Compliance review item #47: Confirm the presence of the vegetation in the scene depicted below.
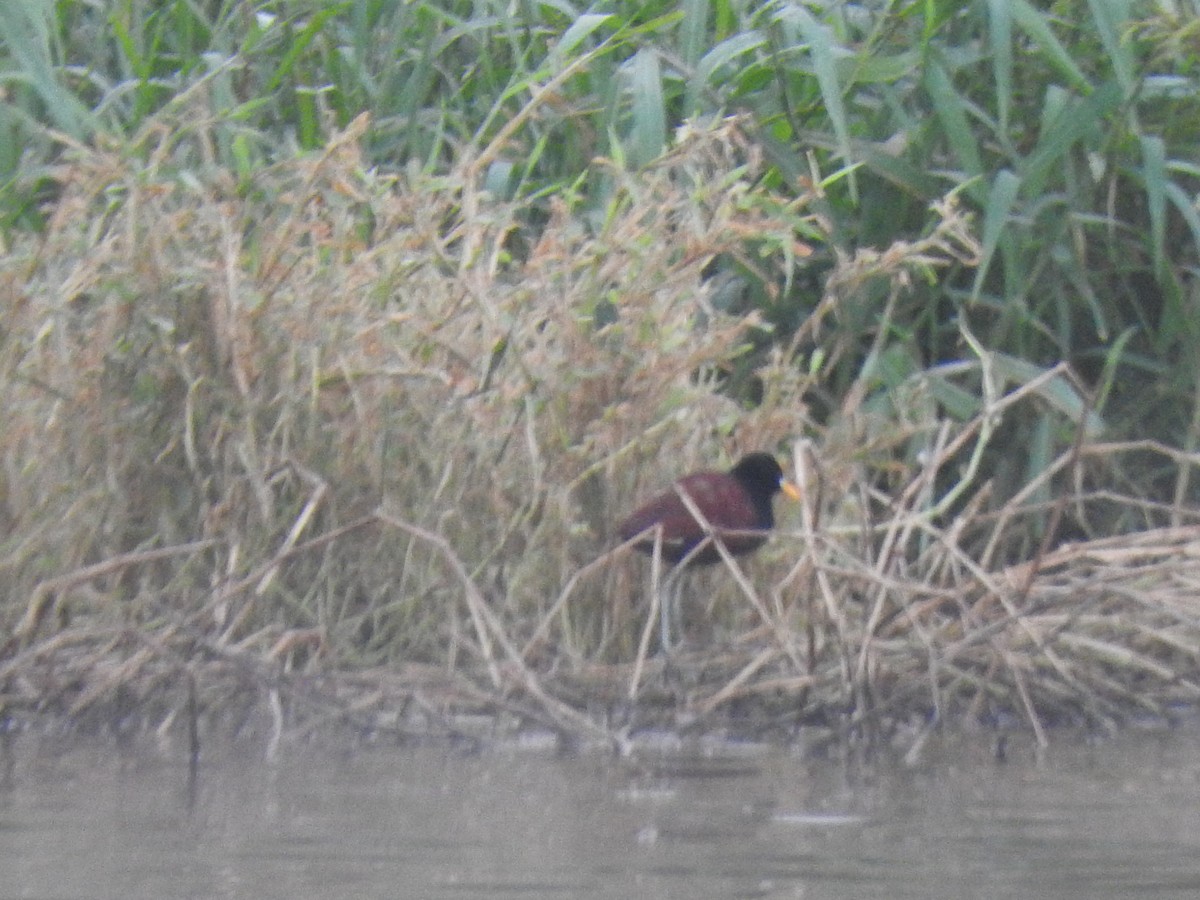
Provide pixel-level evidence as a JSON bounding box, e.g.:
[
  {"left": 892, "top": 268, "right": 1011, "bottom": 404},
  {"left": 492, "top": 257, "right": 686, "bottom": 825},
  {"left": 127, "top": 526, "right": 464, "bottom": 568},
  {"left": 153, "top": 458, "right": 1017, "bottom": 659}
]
[{"left": 3, "top": 0, "right": 1200, "bottom": 751}]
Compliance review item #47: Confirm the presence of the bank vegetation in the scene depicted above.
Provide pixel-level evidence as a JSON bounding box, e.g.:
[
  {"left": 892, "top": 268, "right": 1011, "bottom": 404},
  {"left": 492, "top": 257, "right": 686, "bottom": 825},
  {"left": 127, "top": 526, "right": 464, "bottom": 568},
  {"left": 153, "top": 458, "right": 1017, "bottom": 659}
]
[{"left": 3, "top": 1, "right": 1200, "bottom": 752}]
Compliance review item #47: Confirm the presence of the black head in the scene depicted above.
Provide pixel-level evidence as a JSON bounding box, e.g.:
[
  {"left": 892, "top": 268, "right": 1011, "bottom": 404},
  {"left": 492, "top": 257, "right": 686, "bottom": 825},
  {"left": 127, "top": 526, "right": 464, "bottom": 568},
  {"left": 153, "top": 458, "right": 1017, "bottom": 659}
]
[
  {"left": 730, "top": 453, "right": 786, "bottom": 494},
  {"left": 729, "top": 453, "right": 796, "bottom": 528}
]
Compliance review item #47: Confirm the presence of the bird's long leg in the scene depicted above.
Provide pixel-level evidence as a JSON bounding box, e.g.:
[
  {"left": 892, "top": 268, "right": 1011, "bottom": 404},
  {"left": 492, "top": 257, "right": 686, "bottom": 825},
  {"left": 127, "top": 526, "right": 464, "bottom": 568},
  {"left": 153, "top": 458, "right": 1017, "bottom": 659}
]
[
  {"left": 659, "top": 570, "right": 682, "bottom": 653},
  {"left": 628, "top": 527, "right": 665, "bottom": 700},
  {"left": 660, "top": 535, "right": 716, "bottom": 652}
]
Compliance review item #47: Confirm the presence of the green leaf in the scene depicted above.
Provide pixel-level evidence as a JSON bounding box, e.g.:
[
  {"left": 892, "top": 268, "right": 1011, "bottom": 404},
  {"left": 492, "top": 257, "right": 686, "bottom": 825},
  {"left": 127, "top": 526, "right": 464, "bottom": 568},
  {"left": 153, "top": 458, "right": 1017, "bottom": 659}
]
[
  {"left": 787, "top": 5, "right": 856, "bottom": 201},
  {"left": 924, "top": 59, "right": 985, "bottom": 202},
  {"left": 1025, "top": 410, "right": 1055, "bottom": 512},
  {"left": 1165, "top": 181, "right": 1200, "bottom": 261},
  {"left": 551, "top": 14, "right": 615, "bottom": 67},
  {"left": 990, "top": 353, "right": 1105, "bottom": 435},
  {"left": 851, "top": 51, "right": 922, "bottom": 85},
  {"left": 265, "top": 4, "right": 351, "bottom": 94},
  {"left": 0, "top": 2, "right": 93, "bottom": 138},
  {"left": 1093, "top": 327, "right": 1137, "bottom": 414},
  {"left": 680, "top": 0, "right": 710, "bottom": 115},
  {"left": 1009, "top": 0, "right": 1090, "bottom": 91},
  {"left": 1023, "top": 80, "right": 1121, "bottom": 198},
  {"left": 971, "top": 169, "right": 1021, "bottom": 302},
  {"left": 1085, "top": 0, "right": 1134, "bottom": 93},
  {"left": 1139, "top": 135, "right": 1166, "bottom": 279},
  {"left": 985, "top": 0, "right": 1012, "bottom": 131},
  {"left": 926, "top": 372, "right": 984, "bottom": 422},
  {"left": 627, "top": 49, "right": 666, "bottom": 167},
  {"left": 697, "top": 31, "right": 767, "bottom": 83}
]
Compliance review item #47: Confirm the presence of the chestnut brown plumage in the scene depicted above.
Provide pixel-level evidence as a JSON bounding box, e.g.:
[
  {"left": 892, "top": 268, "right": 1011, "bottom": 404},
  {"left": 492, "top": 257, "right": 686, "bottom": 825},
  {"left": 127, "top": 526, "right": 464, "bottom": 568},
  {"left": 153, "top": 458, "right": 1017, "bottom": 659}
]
[
  {"left": 619, "top": 453, "right": 800, "bottom": 565},
  {"left": 619, "top": 452, "right": 800, "bottom": 650}
]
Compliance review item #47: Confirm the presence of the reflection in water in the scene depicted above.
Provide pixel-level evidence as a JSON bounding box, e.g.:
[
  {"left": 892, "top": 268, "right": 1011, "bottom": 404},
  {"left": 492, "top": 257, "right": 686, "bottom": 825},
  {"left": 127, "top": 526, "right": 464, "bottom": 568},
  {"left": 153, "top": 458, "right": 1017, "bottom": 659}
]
[{"left": 3, "top": 729, "right": 1200, "bottom": 899}]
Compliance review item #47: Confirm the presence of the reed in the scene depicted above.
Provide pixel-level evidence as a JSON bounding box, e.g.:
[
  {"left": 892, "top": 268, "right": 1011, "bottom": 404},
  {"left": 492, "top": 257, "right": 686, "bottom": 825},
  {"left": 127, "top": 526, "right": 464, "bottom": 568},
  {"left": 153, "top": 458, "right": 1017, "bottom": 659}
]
[{"left": 4, "top": 117, "right": 1199, "bottom": 750}]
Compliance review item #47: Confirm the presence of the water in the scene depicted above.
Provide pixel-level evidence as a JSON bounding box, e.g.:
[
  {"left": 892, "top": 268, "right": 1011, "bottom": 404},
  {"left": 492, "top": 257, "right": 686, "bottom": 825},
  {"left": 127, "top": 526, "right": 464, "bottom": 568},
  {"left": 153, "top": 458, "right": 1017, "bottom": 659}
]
[{"left": 4, "top": 728, "right": 1200, "bottom": 899}]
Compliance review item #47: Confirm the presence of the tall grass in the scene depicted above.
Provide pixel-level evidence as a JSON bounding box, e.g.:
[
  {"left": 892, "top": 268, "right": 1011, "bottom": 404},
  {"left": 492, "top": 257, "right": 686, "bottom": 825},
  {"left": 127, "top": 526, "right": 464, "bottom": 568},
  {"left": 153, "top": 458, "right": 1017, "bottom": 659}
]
[
  {"left": 4, "top": 1, "right": 1200, "bottom": 744},
  {"left": 4, "top": 2, "right": 1199, "bottom": 483},
  {"left": 0, "top": 118, "right": 810, "bottom": 716}
]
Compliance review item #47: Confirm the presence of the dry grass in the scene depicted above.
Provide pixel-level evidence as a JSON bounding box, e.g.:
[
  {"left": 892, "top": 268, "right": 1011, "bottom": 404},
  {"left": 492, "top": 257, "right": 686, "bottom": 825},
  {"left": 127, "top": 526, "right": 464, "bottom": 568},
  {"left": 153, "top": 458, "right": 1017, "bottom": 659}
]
[{"left": 3, "top": 116, "right": 1199, "bottom": 752}]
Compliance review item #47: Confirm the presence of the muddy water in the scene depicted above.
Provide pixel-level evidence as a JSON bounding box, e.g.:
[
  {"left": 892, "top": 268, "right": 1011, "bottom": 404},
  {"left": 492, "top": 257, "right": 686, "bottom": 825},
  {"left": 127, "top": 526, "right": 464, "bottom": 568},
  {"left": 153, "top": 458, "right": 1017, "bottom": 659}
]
[{"left": 4, "top": 728, "right": 1200, "bottom": 899}]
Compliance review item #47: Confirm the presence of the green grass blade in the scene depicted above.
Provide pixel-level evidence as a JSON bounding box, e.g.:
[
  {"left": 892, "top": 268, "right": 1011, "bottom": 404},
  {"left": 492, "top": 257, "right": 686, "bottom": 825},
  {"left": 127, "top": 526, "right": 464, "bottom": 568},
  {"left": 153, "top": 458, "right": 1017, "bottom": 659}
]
[
  {"left": 1009, "top": 0, "right": 1090, "bottom": 91},
  {"left": 787, "top": 5, "right": 856, "bottom": 201},
  {"left": 1094, "top": 327, "right": 1137, "bottom": 414},
  {"left": 1023, "top": 80, "right": 1122, "bottom": 198},
  {"left": 264, "top": 4, "right": 351, "bottom": 94},
  {"left": 680, "top": 0, "right": 710, "bottom": 116},
  {"left": 627, "top": 48, "right": 666, "bottom": 167},
  {"left": 991, "top": 352, "right": 1105, "bottom": 434},
  {"left": 1139, "top": 135, "right": 1166, "bottom": 278},
  {"left": 924, "top": 59, "right": 985, "bottom": 201},
  {"left": 1085, "top": 0, "right": 1135, "bottom": 92},
  {"left": 1165, "top": 180, "right": 1200, "bottom": 257},
  {"left": 985, "top": 0, "right": 1013, "bottom": 132},
  {"left": 551, "top": 13, "right": 616, "bottom": 67},
  {"left": 0, "top": 1, "right": 93, "bottom": 138},
  {"left": 971, "top": 168, "right": 1020, "bottom": 303},
  {"left": 697, "top": 30, "right": 767, "bottom": 84}
]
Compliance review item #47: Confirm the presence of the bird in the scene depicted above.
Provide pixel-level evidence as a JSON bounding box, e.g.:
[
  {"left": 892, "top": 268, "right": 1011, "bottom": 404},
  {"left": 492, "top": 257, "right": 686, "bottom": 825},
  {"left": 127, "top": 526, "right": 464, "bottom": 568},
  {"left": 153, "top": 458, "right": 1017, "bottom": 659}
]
[{"left": 618, "top": 452, "right": 801, "bottom": 648}]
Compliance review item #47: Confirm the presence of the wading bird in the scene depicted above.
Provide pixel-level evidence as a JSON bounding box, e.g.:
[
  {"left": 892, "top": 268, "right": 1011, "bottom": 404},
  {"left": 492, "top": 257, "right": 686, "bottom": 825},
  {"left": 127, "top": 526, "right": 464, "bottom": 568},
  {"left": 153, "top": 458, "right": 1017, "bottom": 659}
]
[{"left": 619, "top": 452, "right": 800, "bottom": 649}]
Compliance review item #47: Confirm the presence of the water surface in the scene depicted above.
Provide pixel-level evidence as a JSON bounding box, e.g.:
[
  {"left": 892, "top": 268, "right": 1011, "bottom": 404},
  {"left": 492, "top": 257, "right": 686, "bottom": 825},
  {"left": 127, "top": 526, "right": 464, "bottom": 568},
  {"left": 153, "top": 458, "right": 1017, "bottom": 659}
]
[{"left": 4, "top": 728, "right": 1200, "bottom": 898}]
